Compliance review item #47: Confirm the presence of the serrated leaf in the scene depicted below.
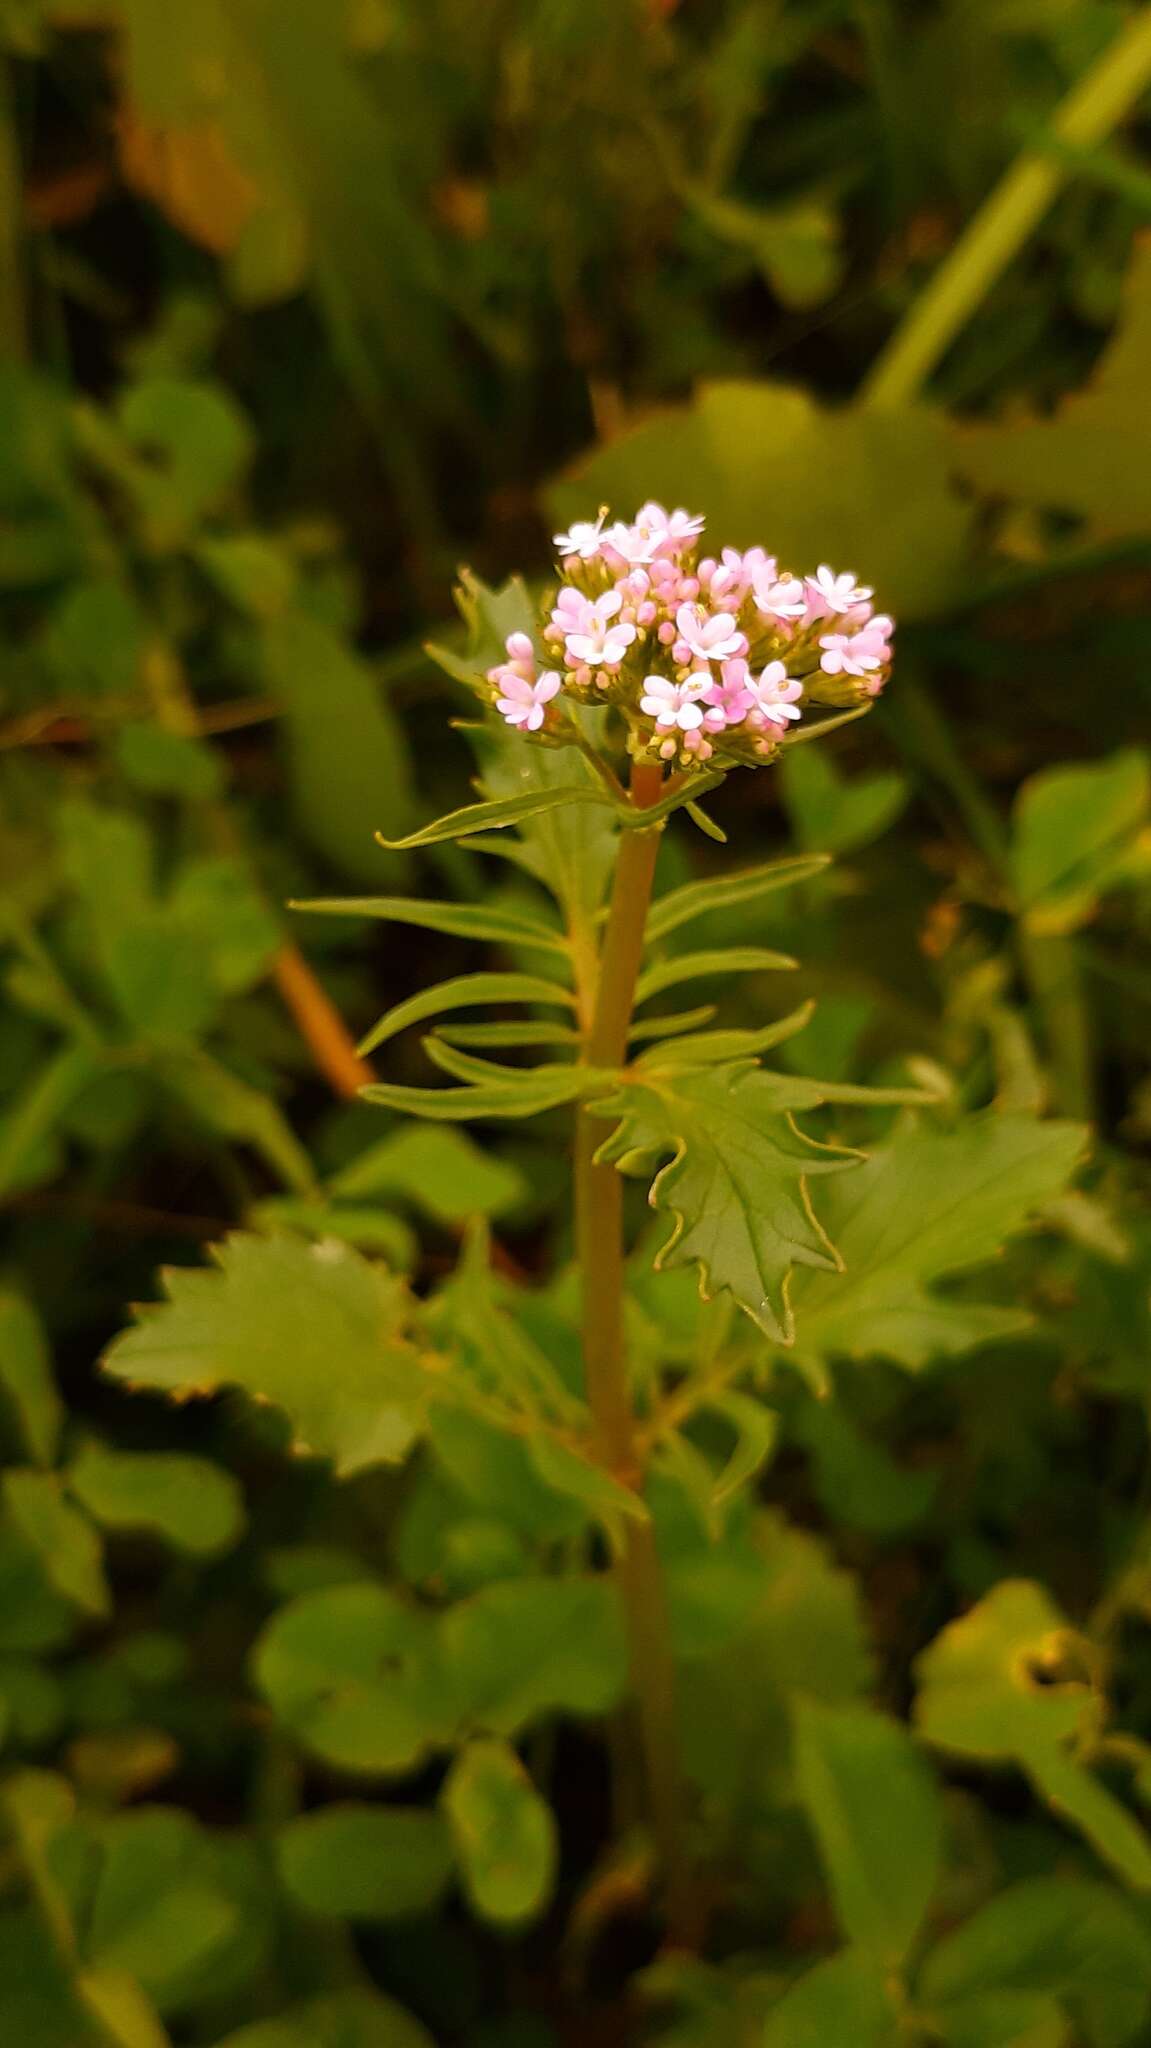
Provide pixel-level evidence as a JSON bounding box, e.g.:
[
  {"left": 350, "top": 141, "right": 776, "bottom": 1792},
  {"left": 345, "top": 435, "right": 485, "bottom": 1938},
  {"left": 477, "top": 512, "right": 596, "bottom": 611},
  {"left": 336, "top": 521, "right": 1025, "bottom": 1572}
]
[
  {"left": 634, "top": 945, "right": 796, "bottom": 1007},
  {"left": 358, "top": 970, "right": 575, "bottom": 1058},
  {"left": 793, "top": 1699, "right": 942, "bottom": 1967},
  {"left": 377, "top": 784, "right": 612, "bottom": 850},
  {"left": 276, "top": 1804, "right": 453, "bottom": 1922},
  {"left": 915, "top": 1582, "right": 1151, "bottom": 1890},
  {"left": 441, "top": 1737, "right": 557, "bottom": 1927},
  {"left": 102, "top": 1234, "right": 430, "bottom": 1476},
  {"left": 789, "top": 1115, "right": 1086, "bottom": 1368},
  {"left": 254, "top": 1583, "right": 453, "bottom": 1774},
  {"left": 592, "top": 1062, "right": 858, "bottom": 1343},
  {"left": 67, "top": 1442, "right": 244, "bottom": 1558},
  {"left": 646, "top": 854, "right": 830, "bottom": 941},
  {"left": 2, "top": 1471, "right": 109, "bottom": 1617}
]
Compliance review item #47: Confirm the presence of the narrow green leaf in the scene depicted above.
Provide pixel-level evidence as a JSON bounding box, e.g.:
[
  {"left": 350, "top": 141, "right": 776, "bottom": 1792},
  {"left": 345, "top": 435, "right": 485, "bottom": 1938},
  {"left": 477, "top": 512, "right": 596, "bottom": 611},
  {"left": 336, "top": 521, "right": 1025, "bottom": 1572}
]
[
  {"left": 290, "top": 895, "right": 568, "bottom": 956},
  {"left": 0, "top": 1290, "right": 63, "bottom": 1467},
  {"left": 441, "top": 1737, "right": 557, "bottom": 1927},
  {"left": 358, "top": 972, "right": 576, "bottom": 1058},
  {"left": 627, "top": 1006, "right": 717, "bottom": 1044},
  {"left": 793, "top": 1698, "right": 942, "bottom": 1967},
  {"left": 376, "top": 785, "right": 612, "bottom": 850},
  {"left": 2, "top": 1470, "right": 109, "bottom": 1617},
  {"left": 634, "top": 946, "right": 796, "bottom": 1007},
  {"left": 424, "top": 1040, "right": 592, "bottom": 1093},
  {"left": 684, "top": 799, "right": 727, "bottom": 843},
  {"left": 646, "top": 853, "right": 831, "bottom": 940},
  {"left": 359, "top": 1073, "right": 592, "bottom": 1121},
  {"left": 636, "top": 1000, "right": 815, "bottom": 1068},
  {"left": 434, "top": 1019, "right": 581, "bottom": 1049},
  {"left": 706, "top": 1389, "right": 779, "bottom": 1505}
]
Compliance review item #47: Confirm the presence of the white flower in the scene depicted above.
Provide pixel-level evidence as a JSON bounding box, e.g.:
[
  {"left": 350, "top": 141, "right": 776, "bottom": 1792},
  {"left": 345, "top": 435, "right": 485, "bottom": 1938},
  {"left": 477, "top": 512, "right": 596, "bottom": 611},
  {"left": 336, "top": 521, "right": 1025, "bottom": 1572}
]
[
  {"left": 751, "top": 567, "right": 807, "bottom": 625},
  {"left": 640, "top": 672, "right": 709, "bottom": 732},
  {"left": 745, "top": 660, "right": 802, "bottom": 729},
  {"left": 553, "top": 513, "right": 606, "bottom": 560}
]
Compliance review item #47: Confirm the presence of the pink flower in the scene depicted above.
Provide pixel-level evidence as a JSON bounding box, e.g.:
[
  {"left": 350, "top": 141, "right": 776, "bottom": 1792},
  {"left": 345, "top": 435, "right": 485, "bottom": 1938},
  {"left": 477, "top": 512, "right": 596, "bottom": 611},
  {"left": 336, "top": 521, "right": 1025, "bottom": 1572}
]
[
  {"left": 819, "top": 614, "right": 893, "bottom": 679},
  {"left": 563, "top": 591, "right": 637, "bottom": 668},
  {"left": 640, "top": 673, "right": 709, "bottom": 733},
  {"left": 745, "top": 660, "right": 803, "bottom": 730},
  {"left": 549, "top": 587, "right": 591, "bottom": 640},
  {"left": 701, "top": 657, "right": 754, "bottom": 732},
  {"left": 494, "top": 669, "right": 562, "bottom": 731},
  {"left": 553, "top": 513, "right": 606, "bottom": 560},
  {"left": 707, "top": 546, "right": 771, "bottom": 605},
  {"left": 804, "top": 564, "right": 873, "bottom": 621},
  {"left": 751, "top": 568, "right": 807, "bottom": 626},
  {"left": 606, "top": 501, "right": 705, "bottom": 565},
  {"left": 487, "top": 631, "right": 537, "bottom": 687},
  {"left": 674, "top": 603, "right": 746, "bottom": 665}
]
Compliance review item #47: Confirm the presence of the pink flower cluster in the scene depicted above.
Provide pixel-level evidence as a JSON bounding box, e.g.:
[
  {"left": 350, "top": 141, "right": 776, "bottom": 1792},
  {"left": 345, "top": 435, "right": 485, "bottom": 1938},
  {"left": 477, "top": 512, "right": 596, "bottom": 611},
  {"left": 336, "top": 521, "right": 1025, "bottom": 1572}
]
[{"left": 483, "top": 502, "right": 893, "bottom": 769}]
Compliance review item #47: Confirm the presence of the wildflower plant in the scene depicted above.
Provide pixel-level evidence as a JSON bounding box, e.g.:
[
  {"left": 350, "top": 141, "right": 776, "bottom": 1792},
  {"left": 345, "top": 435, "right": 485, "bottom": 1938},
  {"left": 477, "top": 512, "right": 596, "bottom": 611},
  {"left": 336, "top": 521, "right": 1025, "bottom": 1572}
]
[{"left": 102, "top": 503, "right": 1095, "bottom": 1994}]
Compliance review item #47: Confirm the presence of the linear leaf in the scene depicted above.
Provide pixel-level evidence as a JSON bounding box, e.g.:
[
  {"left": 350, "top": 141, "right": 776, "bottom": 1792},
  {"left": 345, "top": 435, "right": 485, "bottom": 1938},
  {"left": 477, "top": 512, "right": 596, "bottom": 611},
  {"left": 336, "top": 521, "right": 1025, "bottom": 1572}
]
[
  {"left": 289, "top": 894, "right": 568, "bottom": 955},
  {"left": 634, "top": 946, "right": 796, "bottom": 1007},
  {"left": 434, "top": 1019, "right": 581, "bottom": 1049},
  {"left": 424, "top": 1040, "right": 589, "bottom": 1091},
  {"left": 360, "top": 1073, "right": 591, "bottom": 1121},
  {"left": 358, "top": 972, "right": 576, "bottom": 1058},
  {"left": 646, "top": 853, "right": 831, "bottom": 940},
  {"left": 376, "top": 785, "right": 612, "bottom": 850},
  {"left": 637, "top": 1001, "right": 815, "bottom": 1067},
  {"left": 627, "top": 1006, "right": 717, "bottom": 1044}
]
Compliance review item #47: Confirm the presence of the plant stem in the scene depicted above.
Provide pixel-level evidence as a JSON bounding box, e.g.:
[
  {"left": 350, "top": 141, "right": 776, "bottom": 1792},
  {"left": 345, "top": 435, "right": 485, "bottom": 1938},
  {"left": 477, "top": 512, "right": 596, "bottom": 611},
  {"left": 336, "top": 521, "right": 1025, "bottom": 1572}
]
[
  {"left": 863, "top": 5, "right": 1151, "bottom": 409},
  {"left": 575, "top": 757, "right": 695, "bottom": 1940}
]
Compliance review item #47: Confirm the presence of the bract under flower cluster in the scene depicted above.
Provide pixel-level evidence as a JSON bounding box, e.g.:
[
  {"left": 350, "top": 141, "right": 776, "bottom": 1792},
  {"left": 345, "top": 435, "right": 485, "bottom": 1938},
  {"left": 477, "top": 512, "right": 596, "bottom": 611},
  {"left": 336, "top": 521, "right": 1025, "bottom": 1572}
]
[{"left": 484, "top": 503, "right": 893, "bottom": 770}]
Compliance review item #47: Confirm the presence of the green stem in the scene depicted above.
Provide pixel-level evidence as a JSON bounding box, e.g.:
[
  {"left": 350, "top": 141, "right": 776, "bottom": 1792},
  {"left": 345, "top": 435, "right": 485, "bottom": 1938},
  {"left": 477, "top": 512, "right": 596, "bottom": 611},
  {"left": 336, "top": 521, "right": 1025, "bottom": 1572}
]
[
  {"left": 863, "top": 5, "right": 1151, "bottom": 409},
  {"left": 575, "top": 756, "right": 695, "bottom": 1939}
]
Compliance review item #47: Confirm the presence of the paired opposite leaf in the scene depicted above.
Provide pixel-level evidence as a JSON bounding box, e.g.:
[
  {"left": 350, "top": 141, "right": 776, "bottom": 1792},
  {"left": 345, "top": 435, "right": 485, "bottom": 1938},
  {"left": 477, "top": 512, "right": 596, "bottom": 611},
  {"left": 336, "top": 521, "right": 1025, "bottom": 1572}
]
[
  {"left": 102, "top": 1234, "right": 431, "bottom": 1477},
  {"left": 591, "top": 1061, "right": 857, "bottom": 1344}
]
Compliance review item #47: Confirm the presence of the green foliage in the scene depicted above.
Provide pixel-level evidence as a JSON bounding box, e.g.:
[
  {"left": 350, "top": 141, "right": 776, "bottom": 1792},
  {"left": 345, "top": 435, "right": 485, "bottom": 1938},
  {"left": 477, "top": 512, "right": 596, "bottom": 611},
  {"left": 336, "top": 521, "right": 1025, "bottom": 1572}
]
[{"left": 442, "top": 1738, "right": 557, "bottom": 1928}]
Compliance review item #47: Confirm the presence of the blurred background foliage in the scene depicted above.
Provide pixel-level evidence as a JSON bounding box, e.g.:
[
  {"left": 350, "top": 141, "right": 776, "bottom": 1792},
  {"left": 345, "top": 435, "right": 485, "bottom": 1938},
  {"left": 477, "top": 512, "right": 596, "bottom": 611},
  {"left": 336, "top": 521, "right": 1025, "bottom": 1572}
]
[{"left": 2, "top": 0, "right": 1151, "bottom": 2044}]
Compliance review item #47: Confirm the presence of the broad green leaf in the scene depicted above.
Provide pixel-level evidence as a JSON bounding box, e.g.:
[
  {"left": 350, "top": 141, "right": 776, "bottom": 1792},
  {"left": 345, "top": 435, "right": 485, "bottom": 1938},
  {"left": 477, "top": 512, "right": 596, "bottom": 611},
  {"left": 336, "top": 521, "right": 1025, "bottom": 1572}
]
[
  {"left": 67, "top": 1442, "right": 244, "bottom": 1558},
  {"left": 780, "top": 745, "right": 908, "bottom": 856},
  {"left": 441, "top": 1577, "right": 627, "bottom": 1736},
  {"left": 195, "top": 534, "right": 296, "bottom": 619},
  {"left": 262, "top": 610, "right": 413, "bottom": 885},
  {"left": 793, "top": 1699, "right": 942, "bottom": 1968},
  {"left": 0, "top": 1289, "right": 62, "bottom": 1466},
  {"left": 102, "top": 1233, "right": 430, "bottom": 1476},
  {"left": 932, "top": 1990, "right": 1067, "bottom": 2048},
  {"left": 789, "top": 1115, "right": 1086, "bottom": 1369},
  {"left": 82, "top": 1808, "right": 242, "bottom": 2012},
  {"left": 441, "top": 1737, "right": 557, "bottom": 1926},
  {"left": 112, "top": 377, "right": 254, "bottom": 543},
  {"left": 1010, "top": 751, "right": 1150, "bottom": 934},
  {"left": 1, "top": 1471, "right": 108, "bottom": 1617},
  {"left": 762, "top": 1950, "right": 895, "bottom": 2048},
  {"left": 376, "top": 784, "right": 612, "bottom": 851},
  {"left": 114, "top": 723, "right": 224, "bottom": 802},
  {"left": 527, "top": 1433, "right": 649, "bottom": 1531},
  {"left": 795, "top": 1399, "right": 936, "bottom": 1536},
  {"left": 915, "top": 1582, "right": 1151, "bottom": 1889},
  {"left": 330, "top": 1124, "right": 527, "bottom": 1223},
  {"left": 683, "top": 186, "right": 842, "bottom": 310},
  {"left": 634, "top": 946, "right": 796, "bottom": 1007},
  {"left": 921, "top": 1878, "right": 1151, "bottom": 2048},
  {"left": 592, "top": 1062, "right": 857, "bottom": 1344},
  {"left": 646, "top": 854, "right": 830, "bottom": 941},
  {"left": 291, "top": 893, "right": 568, "bottom": 955},
  {"left": 358, "top": 971, "right": 575, "bottom": 1058},
  {"left": 254, "top": 1583, "right": 453, "bottom": 1774},
  {"left": 549, "top": 382, "right": 971, "bottom": 619},
  {"left": 276, "top": 1804, "right": 453, "bottom": 1921},
  {"left": 949, "top": 238, "right": 1151, "bottom": 540},
  {"left": 210, "top": 1990, "right": 434, "bottom": 2048},
  {"left": 248, "top": 1199, "right": 417, "bottom": 1268}
]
